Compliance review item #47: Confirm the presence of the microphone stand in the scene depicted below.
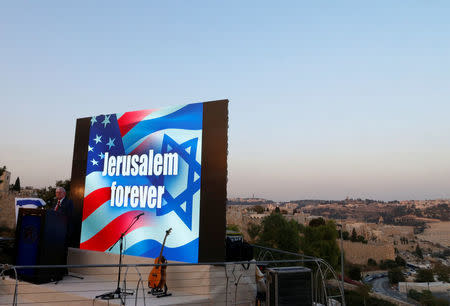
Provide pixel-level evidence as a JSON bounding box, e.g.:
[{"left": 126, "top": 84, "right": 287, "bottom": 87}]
[{"left": 96, "top": 214, "right": 143, "bottom": 304}]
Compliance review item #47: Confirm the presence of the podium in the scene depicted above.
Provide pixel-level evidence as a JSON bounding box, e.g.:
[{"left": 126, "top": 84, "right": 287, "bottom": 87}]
[{"left": 15, "top": 208, "right": 68, "bottom": 284}]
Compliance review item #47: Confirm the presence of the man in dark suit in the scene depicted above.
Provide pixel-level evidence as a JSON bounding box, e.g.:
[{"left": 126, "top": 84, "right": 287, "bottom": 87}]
[
  {"left": 54, "top": 187, "right": 74, "bottom": 278},
  {"left": 54, "top": 186, "right": 74, "bottom": 246},
  {"left": 54, "top": 187, "right": 74, "bottom": 218}
]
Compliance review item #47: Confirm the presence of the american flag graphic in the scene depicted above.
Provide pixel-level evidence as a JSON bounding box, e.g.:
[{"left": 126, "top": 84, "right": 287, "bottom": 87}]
[{"left": 80, "top": 103, "right": 203, "bottom": 263}]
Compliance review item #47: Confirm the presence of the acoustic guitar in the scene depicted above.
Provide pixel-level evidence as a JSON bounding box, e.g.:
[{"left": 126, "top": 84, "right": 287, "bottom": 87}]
[{"left": 148, "top": 228, "right": 172, "bottom": 291}]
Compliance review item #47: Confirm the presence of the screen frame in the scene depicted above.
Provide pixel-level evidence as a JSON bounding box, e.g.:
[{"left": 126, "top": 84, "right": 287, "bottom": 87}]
[{"left": 69, "top": 99, "right": 228, "bottom": 262}]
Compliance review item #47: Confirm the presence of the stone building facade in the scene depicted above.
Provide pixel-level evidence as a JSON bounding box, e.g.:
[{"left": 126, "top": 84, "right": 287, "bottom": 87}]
[
  {"left": 0, "top": 170, "right": 11, "bottom": 193},
  {"left": 342, "top": 240, "right": 395, "bottom": 265}
]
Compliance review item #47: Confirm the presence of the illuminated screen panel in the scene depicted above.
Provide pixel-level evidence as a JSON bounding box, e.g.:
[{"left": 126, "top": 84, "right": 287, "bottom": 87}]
[{"left": 79, "top": 103, "right": 203, "bottom": 263}]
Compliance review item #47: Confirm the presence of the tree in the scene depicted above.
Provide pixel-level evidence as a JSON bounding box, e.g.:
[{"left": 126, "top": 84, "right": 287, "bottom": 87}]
[
  {"left": 379, "top": 259, "right": 398, "bottom": 270},
  {"left": 252, "top": 205, "right": 264, "bottom": 214},
  {"left": 415, "top": 269, "right": 434, "bottom": 283},
  {"left": 342, "top": 231, "right": 350, "bottom": 240},
  {"left": 418, "top": 290, "right": 449, "bottom": 306},
  {"left": 247, "top": 222, "right": 261, "bottom": 242},
  {"left": 12, "top": 177, "right": 20, "bottom": 191},
  {"left": 345, "top": 288, "right": 397, "bottom": 306},
  {"left": 409, "top": 289, "right": 449, "bottom": 306},
  {"left": 357, "top": 235, "right": 367, "bottom": 244},
  {"left": 415, "top": 245, "right": 423, "bottom": 259},
  {"left": 300, "top": 220, "right": 340, "bottom": 268},
  {"left": 226, "top": 224, "right": 240, "bottom": 232},
  {"left": 351, "top": 228, "right": 358, "bottom": 242},
  {"left": 419, "top": 290, "right": 434, "bottom": 306},
  {"left": 37, "top": 179, "right": 71, "bottom": 207},
  {"left": 257, "top": 212, "right": 300, "bottom": 253},
  {"left": 367, "top": 258, "right": 377, "bottom": 266},
  {"left": 56, "top": 179, "right": 71, "bottom": 196},
  {"left": 433, "top": 262, "right": 450, "bottom": 283},
  {"left": 274, "top": 207, "right": 281, "bottom": 214},
  {"left": 308, "top": 217, "right": 325, "bottom": 227},
  {"left": 407, "top": 289, "right": 421, "bottom": 301},
  {"left": 388, "top": 267, "right": 405, "bottom": 284},
  {"left": 37, "top": 185, "right": 57, "bottom": 206},
  {"left": 0, "top": 166, "right": 6, "bottom": 184},
  {"left": 348, "top": 266, "right": 361, "bottom": 281},
  {"left": 395, "top": 255, "right": 406, "bottom": 267}
]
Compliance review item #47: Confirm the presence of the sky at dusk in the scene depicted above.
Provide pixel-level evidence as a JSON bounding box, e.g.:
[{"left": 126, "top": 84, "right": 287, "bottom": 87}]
[{"left": 1, "top": 1, "right": 449, "bottom": 201}]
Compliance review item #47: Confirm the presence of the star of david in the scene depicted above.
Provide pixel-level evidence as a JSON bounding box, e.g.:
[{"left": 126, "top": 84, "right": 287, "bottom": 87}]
[{"left": 155, "top": 134, "right": 201, "bottom": 230}]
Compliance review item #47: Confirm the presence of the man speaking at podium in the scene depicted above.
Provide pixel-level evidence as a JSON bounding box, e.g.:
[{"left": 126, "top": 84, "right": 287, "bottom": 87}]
[
  {"left": 54, "top": 186, "right": 74, "bottom": 247},
  {"left": 54, "top": 187, "right": 73, "bottom": 217},
  {"left": 54, "top": 187, "right": 74, "bottom": 277}
]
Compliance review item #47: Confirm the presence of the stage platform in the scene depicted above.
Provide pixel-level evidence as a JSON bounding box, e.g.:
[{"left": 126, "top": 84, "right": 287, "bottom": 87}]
[
  {"left": 0, "top": 248, "right": 256, "bottom": 305},
  {"left": 0, "top": 273, "right": 211, "bottom": 306}
]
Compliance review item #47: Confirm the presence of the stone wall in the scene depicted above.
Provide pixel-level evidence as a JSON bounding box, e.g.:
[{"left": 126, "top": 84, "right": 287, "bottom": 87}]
[
  {"left": 342, "top": 240, "right": 395, "bottom": 265},
  {"left": 0, "top": 170, "right": 11, "bottom": 193},
  {"left": 399, "top": 281, "right": 450, "bottom": 293},
  {"left": 0, "top": 190, "right": 38, "bottom": 231},
  {"left": 0, "top": 192, "right": 17, "bottom": 230}
]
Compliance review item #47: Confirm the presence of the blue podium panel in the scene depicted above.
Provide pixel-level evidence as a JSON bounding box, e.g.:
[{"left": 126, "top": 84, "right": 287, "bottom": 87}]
[
  {"left": 15, "top": 208, "right": 68, "bottom": 283},
  {"left": 16, "top": 214, "right": 42, "bottom": 275}
]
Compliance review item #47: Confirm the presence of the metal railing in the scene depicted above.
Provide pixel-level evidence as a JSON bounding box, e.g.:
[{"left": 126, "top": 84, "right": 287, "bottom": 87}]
[{"left": 253, "top": 245, "right": 345, "bottom": 306}]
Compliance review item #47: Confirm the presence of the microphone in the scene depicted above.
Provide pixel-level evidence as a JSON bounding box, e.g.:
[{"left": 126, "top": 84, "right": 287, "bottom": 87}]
[{"left": 135, "top": 212, "right": 144, "bottom": 219}]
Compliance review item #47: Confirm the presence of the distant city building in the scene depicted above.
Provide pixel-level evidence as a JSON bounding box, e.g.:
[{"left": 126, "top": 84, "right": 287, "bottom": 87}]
[
  {"left": 378, "top": 215, "right": 383, "bottom": 224},
  {"left": 0, "top": 170, "right": 11, "bottom": 193}
]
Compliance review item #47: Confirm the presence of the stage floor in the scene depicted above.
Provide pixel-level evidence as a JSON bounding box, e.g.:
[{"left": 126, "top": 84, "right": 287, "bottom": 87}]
[
  {"left": 0, "top": 273, "right": 212, "bottom": 306},
  {"left": 0, "top": 248, "right": 256, "bottom": 305}
]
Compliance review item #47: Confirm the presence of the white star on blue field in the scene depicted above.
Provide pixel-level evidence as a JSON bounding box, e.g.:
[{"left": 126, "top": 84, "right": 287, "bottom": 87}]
[
  {"left": 106, "top": 137, "right": 115, "bottom": 149},
  {"left": 94, "top": 134, "right": 102, "bottom": 144},
  {"left": 86, "top": 114, "right": 124, "bottom": 175}
]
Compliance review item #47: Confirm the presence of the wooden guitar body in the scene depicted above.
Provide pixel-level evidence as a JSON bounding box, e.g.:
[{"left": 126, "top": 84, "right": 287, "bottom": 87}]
[
  {"left": 148, "top": 256, "right": 167, "bottom": 289},
  {"left": 148, "top": 228, "right": 172, "bottom": 290}
]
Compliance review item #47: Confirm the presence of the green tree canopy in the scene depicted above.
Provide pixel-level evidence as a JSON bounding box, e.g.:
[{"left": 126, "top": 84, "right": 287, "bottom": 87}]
[
  {"left": 348, "top": 266, "right": 362, "bottom": 281},
  {"left": 247, "top": 222, "right": 261, "bottom": 242},
  {"left": 351, "top": 228, "right": 358, "bottom": 242},
  {"left": 226, "top": 224, "right": 240, "bottom": 232},
  {"left": 433, "top": 262, "right": 450, "bottom": 283},
  {"left": 12, "top": 177, "right": 20, "bottom": 191},
  {"left": 300, "top": 220, "right": 340, "bottom": 268},
  {"left": 415, "top": 269, "right": 434, "bottom": 283},
  {"left": 357, "top": 235, "right": 368, "bottom": 244},
  {"left": 257, "top": 212, "right": 300, "bottom": 253},
  {"left": 256, "top": 213, "right": 340, "bottom": 268},
  {"left": 409, "top": 290, "right": 449, "bottom": 306},
  {"left": 407, "top": 289, "right": 421, "bottom": 301},
  {"left": 415, "top": 245, "right": 424, "bottom": 259},
  {"left": 388, "top": 267, "right": 405, "bottom": 284},
  {"left": 36, "top": 179, "right": 71, "bottom": 206},
  {"left": 395, "top": 255, "right": 406, "bottom": 267},
  {"left": 379, "top": 259, "right": 399, "bottom": 270},
  {"left": 308, "top": 217, "right": 325, "bottom": 227},
  {"left": 342, "top": 230, "right": 350, "bottom": 240},
  {"left": 367, "top": 258, "right": 377, "bottom": 266}
]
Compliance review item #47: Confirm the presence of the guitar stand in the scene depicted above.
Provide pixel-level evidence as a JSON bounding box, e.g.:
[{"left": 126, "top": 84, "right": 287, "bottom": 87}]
[
  {"left": 149, "top": 284, "right": 172, "bottom": 298},
  {"left": 95, "top": 214, "right": 142, "bottom": 303}
]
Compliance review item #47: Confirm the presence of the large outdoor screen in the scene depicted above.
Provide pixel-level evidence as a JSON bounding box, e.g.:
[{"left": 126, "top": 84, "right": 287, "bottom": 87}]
[{"left": 79, "top": 103, "right": 203, "bottom": 263}]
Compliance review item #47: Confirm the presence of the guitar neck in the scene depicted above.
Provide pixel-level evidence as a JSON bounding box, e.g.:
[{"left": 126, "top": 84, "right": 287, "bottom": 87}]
[{"left": 159, "top": 234, "right": 168, "bottom": 259}]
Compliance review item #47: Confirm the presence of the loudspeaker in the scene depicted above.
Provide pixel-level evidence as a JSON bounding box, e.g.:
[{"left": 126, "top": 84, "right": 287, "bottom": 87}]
[
  {"left": 15, "top": 208, "right": 68, "bottom": 284},
  {"left": 266, "top": 266, "right": 312, "bottom": 306},
  {"left": 226, "top": 237, "right": 253, "bottom": 261}
]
